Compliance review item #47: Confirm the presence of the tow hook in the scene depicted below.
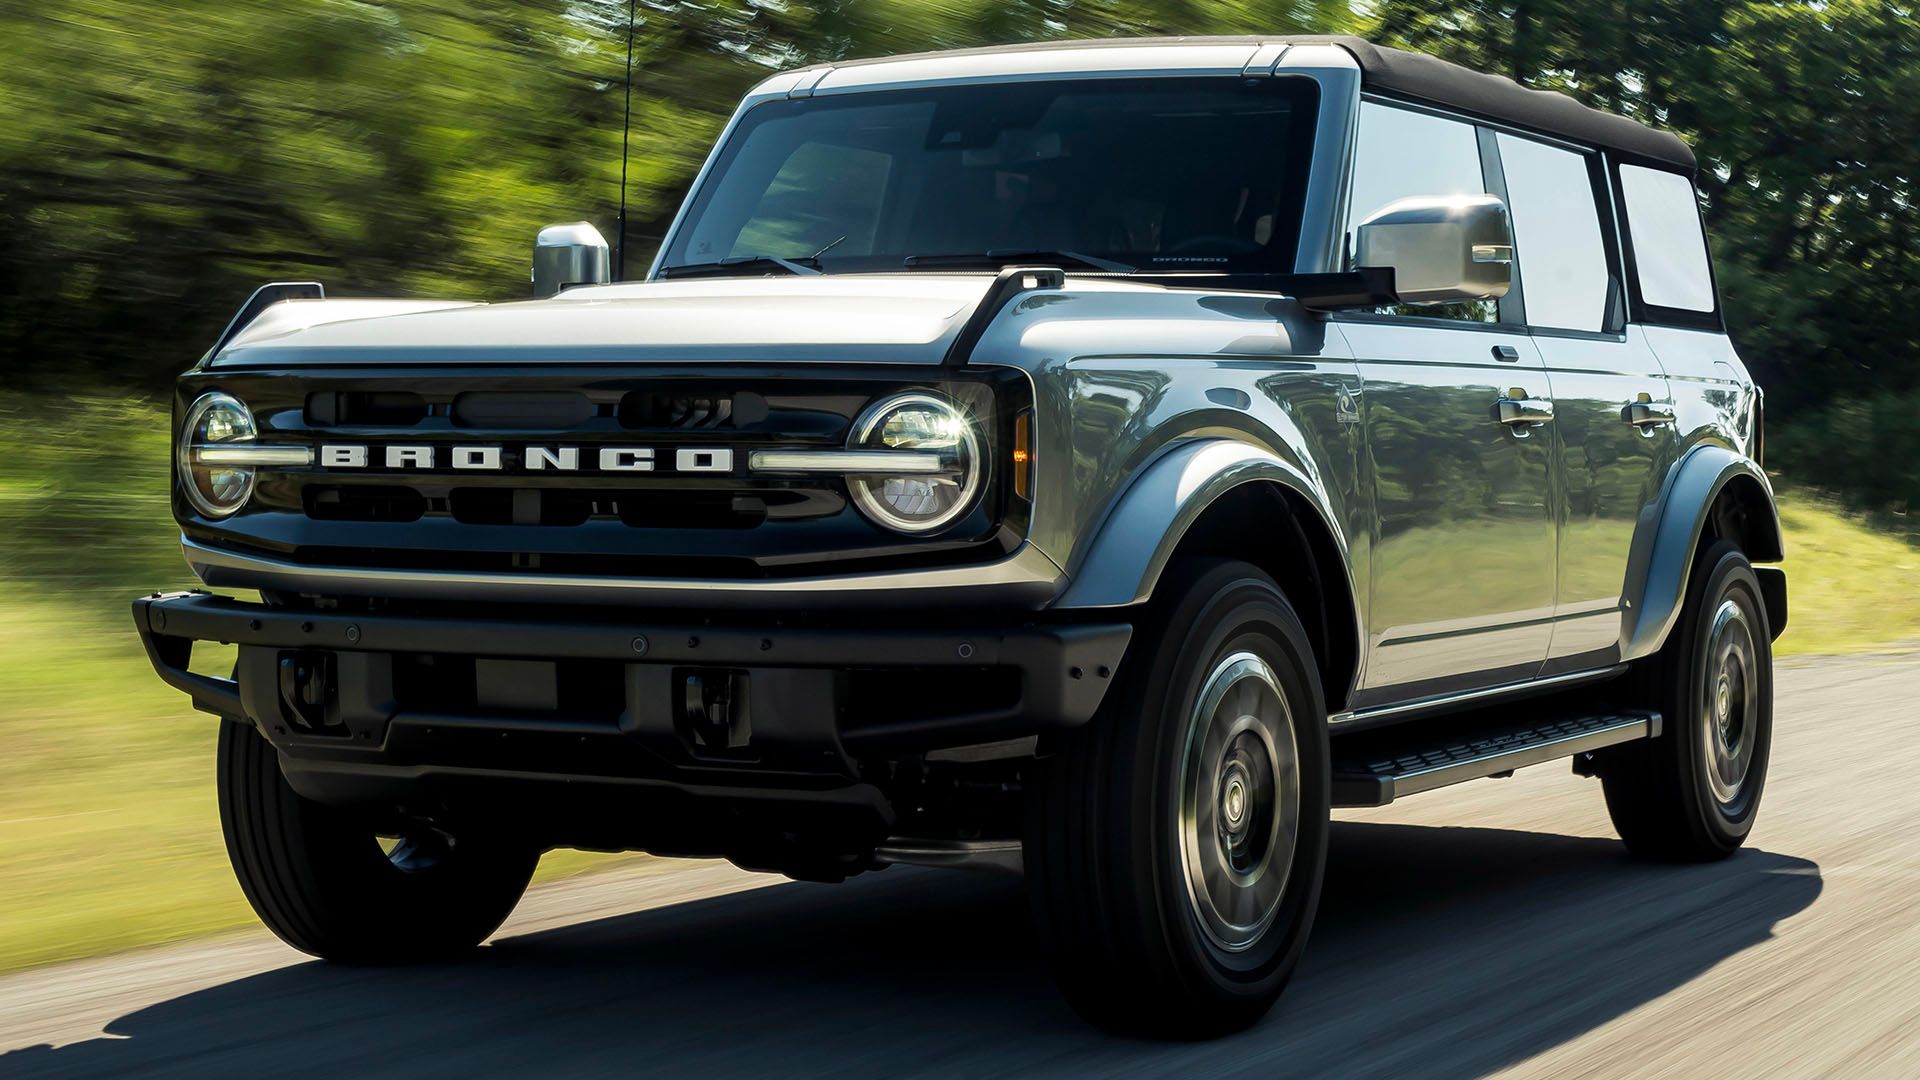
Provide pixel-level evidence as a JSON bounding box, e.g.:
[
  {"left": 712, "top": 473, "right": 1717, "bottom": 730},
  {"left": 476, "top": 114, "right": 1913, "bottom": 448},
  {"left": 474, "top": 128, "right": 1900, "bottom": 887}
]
[{"left": 277, "top": 651, "right": 336, "bottom": 731}]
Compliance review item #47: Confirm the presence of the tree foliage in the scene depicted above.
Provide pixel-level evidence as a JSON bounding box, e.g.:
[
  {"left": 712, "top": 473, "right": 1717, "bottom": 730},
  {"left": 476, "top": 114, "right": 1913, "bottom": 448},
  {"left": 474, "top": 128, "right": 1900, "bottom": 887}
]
[{"left": 2, "top": 1, "right": 1913, "bottom": 511}]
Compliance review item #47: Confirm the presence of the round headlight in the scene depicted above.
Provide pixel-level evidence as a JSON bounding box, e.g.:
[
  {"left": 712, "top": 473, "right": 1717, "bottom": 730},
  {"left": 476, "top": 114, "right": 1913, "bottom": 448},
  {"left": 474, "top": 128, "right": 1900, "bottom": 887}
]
[
  {"left": 177, "top": 392, "right": 259, "bottom": 518},
  {"left": 847, "top": 393, "right": 984, "bottom": 534}
]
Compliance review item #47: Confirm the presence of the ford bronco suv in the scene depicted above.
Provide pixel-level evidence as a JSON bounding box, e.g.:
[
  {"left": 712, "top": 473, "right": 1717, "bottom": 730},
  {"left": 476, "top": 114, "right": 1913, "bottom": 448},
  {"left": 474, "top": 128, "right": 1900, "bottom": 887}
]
[{"left": 135, "top": 36, "right": 1783, "bottom": 1035}]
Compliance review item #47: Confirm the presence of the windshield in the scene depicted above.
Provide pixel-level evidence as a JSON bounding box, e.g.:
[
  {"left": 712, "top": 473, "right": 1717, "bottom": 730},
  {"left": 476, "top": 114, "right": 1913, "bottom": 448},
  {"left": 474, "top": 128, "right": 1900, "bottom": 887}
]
[{"left": 659, "top": 77, "right": 1319, "bottom": 276}]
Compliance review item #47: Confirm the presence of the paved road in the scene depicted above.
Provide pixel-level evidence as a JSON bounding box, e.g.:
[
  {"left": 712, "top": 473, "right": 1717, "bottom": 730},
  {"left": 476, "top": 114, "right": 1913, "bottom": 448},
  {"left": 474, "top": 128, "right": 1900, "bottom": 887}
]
[{"left": 4, "top": 655, "right": 1918, "bottom": 1078}]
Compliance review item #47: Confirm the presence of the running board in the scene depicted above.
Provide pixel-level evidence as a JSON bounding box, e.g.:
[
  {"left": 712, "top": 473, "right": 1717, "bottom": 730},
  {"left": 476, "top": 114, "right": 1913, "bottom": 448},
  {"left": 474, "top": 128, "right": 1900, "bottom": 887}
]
[
  {"left": 874, "top": 838, "right": 1023, "bottom": 875},
  {"left": 1331, "top": 709, "right": 1661, "bottom": 807}
]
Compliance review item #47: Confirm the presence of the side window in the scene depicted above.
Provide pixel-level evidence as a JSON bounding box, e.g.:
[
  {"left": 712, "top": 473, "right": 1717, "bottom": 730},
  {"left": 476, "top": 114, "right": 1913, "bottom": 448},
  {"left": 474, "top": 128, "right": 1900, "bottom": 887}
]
[
  {"left": 1618, "top": 165, "right": 1716, "bottom": 313},
  {"left": 1495, "top": 134, "right": 1612, "bottom": 333},
  {"left": 730, "top": 142, "right": 894, "bottom": 259},
  {"left": 1347, "top": 102, "right": 1496, "bottom": 323}
]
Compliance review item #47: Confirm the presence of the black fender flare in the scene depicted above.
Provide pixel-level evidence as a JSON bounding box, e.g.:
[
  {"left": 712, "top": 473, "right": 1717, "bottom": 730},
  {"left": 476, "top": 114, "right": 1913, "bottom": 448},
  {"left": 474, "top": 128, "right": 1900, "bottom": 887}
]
[{"left": 1620, "top": 444, "right": 1784, "bottom": 661}]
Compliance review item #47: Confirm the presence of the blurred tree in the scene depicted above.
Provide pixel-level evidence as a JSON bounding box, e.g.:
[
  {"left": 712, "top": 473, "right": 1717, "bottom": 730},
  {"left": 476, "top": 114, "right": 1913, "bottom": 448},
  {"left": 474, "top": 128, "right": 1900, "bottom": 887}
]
[{"left": 2, "top": 2, "right": 637, "bottom": 379}]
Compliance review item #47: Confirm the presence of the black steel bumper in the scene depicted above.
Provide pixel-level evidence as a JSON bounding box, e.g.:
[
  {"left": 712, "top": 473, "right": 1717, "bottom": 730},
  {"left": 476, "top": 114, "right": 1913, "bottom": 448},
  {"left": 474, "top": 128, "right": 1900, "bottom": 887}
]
[{"left": 132, "top": 591, "right": 1129, "bottom": 821}]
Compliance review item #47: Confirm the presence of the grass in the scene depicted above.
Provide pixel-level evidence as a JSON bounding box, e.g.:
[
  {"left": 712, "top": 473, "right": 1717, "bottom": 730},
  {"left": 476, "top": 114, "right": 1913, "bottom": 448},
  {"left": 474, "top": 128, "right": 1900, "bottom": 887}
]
[
  {"left": 1, "top": 391, "right": 1916, "bottom": 974},
  {"left": 1773, "top": 495, "right": 1920, "bottom": 657}
]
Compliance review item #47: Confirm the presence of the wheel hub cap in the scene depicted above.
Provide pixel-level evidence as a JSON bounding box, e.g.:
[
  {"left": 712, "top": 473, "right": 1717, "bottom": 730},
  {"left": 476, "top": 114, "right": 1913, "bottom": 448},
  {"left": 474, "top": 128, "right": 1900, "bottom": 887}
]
[
  {"left": 1699, "top": 599, "right": 1758, "bottom": 807},
  {"left": 1179, "top": 651, "right": 1300, "bottom": 953},
  {"left": 1222, "top": 771, "right": 1249, "bottom": 829}
]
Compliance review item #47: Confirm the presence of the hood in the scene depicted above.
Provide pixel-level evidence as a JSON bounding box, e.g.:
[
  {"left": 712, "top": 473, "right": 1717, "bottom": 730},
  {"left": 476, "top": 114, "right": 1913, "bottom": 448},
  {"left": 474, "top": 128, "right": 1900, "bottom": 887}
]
[{"left": 211, "top": 275, "right": 1009, "bottom": 367}]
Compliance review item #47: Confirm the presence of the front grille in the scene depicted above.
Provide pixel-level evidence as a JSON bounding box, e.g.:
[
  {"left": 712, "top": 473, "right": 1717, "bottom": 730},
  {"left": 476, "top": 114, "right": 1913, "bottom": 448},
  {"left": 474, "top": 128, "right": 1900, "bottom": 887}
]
[
  {"left": 304, "top": 486, "right": 427, "bottom": 523},
  {"left": 299, "top": 486, "right": 840, "bottom": 530},
  {"left": 305, "top": 391, "right": 429, "bottom": 427},
  {"left": 453, "top": 391, "right": 594, "bottom": 429},
  {"left": 619, "top": 391, "right": 739, "bottom": 430},
  {"left": 183, "top": 366, "right": 1032, "bottom": 581}
]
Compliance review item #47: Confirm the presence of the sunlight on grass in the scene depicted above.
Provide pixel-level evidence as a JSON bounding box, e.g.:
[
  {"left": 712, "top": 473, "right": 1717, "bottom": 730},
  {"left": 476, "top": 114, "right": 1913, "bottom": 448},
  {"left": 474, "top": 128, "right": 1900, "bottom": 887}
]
[{"left": 1774, "top": 496, "right": 1920, "bottom": 657}]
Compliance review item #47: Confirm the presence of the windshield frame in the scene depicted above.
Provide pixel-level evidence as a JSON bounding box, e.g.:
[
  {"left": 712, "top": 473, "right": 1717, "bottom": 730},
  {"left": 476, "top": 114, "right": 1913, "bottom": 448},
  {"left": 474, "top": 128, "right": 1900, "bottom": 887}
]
[{"left": 652, "top": 74, "right": 1324, "bottom": 280}]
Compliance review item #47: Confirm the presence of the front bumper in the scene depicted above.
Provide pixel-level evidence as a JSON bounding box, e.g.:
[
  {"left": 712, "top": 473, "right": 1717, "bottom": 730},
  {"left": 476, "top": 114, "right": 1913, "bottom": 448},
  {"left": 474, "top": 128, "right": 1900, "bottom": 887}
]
[
  {"left": 133, "top": 591, "right": 1129, "bottom": 821},
  {"left": 182, "top": 536, "right": 1066, "bottom": 610}
]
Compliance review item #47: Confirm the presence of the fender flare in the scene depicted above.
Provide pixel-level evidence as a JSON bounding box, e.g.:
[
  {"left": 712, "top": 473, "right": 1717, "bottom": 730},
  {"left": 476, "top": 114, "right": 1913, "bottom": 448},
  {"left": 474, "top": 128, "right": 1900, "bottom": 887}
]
[
  {"left": 1054, "top": 438, "right": 1359, "bottom": 617},
  {"left": 1620, "top": 444, "right": 1784, "bottom": 662}
]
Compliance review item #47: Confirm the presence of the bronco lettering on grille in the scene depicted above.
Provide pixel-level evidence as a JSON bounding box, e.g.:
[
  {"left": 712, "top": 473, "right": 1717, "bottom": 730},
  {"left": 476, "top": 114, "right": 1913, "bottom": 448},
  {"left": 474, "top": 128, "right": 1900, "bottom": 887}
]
[{"left": 316, "top": 444, "right": 734, "bottom": 473}]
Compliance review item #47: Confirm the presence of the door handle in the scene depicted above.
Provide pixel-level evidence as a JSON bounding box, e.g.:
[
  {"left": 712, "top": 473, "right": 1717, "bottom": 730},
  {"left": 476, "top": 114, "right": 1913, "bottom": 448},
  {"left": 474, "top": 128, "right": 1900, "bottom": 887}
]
[
  {"left": 1625, "top": 401, "right": 1677, "bottom": 427},
  {"left": 1497, "top": 397, "right": 1555, "bottom": 426}
]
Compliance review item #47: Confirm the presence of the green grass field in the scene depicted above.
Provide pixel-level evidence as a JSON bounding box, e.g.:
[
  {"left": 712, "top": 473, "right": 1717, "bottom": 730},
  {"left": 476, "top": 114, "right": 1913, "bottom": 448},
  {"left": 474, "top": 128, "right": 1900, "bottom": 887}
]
[{"left": 1, "top": 392, "right": 1915, "bottom": 974}]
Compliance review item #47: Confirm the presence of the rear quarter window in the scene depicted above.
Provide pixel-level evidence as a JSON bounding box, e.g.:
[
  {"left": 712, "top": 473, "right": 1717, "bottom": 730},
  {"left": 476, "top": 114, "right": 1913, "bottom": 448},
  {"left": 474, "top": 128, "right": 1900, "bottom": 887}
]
[{"left": 1618, "top": 164, "right": 1717, "bottom": 315}]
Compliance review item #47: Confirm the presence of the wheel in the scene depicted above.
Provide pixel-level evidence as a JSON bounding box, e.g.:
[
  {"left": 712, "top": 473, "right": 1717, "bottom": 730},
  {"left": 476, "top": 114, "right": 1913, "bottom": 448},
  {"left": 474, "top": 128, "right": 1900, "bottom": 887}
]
[
  {"left": 1024, "top": 559, "right": 1330, "bottom": 1037},
  {"left": 1602, "top": 539, "right": 1773, "bottom": 860},
  {"left": 217, "top": 721, "right": 539, "bottom": 963}
]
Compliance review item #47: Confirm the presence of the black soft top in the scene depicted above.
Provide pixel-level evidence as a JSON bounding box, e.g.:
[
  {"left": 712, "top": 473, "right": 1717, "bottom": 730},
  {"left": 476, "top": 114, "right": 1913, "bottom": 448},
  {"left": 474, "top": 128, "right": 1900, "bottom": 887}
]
[
  {"left": 1307, "top": 36, "right": 1694, "bottom": 171},
  {"left": 811, "top": 34, "right": 1696, "bottom": 173}
]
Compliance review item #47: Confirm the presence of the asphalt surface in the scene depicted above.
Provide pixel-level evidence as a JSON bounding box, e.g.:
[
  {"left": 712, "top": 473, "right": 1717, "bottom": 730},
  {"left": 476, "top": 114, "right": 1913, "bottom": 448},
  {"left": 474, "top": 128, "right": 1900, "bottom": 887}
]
[{"left": 4, "top": 654, "right": 1917, "bottom": 1078}]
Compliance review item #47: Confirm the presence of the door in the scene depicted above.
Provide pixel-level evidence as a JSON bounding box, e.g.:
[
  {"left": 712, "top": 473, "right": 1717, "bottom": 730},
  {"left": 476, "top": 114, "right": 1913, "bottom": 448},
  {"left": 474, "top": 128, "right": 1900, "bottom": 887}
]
[
  {"left": 1340, "top": 103, "right": 1558, "bottom": 703},
  {"left": 1343, "top": 321, "right": 1557, "bottom": 698},
  {"left": 1493, "top": 133, "right": 1679, "bottom": 671}
]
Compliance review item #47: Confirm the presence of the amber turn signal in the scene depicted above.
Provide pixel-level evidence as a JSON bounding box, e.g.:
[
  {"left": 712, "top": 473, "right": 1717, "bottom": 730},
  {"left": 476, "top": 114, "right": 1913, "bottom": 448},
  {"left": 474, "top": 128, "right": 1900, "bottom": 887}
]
[{"left": 1012, "top": 410, "right": 1033, "bottom": 500}]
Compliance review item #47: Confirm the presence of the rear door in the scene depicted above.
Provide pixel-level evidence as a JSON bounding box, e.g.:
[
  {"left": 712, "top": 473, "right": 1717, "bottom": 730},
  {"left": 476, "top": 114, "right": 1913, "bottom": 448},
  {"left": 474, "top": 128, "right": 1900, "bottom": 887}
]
[
  {"left": 1339, "top": 103, "right": 1557, "bottom": 704},
  {"left": 1492, "top": 133, "right": 1679, "bottom": 671}
]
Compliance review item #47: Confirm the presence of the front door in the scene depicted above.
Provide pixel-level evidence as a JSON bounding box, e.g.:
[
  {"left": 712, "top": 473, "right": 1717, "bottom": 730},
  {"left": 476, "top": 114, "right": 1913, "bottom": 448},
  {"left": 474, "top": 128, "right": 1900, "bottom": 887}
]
[
  {"left": 1342, "top": 321, "right": 1557, "bottom": 701},
  {"left": 1338, "top": 101, "right": 1557, "bottom": 704}
]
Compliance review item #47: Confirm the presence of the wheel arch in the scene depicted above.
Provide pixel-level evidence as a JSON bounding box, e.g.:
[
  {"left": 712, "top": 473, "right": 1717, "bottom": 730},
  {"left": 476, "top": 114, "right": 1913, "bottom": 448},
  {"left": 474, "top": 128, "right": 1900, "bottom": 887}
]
[
  {"left": 1622, "top": 444, "right": 1785, "bottom": 661},
  {"left": 1053, "top": 439, "right": 1363, "bottom": 711}
]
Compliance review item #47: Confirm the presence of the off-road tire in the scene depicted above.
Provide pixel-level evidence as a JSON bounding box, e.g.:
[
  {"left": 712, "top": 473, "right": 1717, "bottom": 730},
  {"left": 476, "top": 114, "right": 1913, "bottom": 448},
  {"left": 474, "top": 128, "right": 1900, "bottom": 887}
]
[
  {"left": 1603, "top": 539, "right": 1773, "bottom": 860},
  {"left": 1025, "top": 559, "right": 1331, "bottom": 1038},
  {"left": 217, "top": 721, "right": 538, "bottom": 963}
]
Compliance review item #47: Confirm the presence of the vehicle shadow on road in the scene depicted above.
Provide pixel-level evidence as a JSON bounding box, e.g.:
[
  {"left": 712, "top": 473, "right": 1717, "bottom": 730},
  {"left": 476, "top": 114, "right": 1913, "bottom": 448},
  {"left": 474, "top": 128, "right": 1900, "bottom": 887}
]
[{"left": 3, "top": 821, "right": 1820, "bottom": 1078}]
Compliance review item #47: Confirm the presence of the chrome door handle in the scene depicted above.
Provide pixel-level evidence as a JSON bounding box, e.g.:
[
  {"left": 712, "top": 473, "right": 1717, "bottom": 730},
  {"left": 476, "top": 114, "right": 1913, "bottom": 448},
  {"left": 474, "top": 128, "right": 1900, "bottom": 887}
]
[
  {"left": 1497, "top": 397, "right": 1555, "bottom": 426},
  {"left": 1625, "top": 401, "right": 1677, "bottom": 427}
]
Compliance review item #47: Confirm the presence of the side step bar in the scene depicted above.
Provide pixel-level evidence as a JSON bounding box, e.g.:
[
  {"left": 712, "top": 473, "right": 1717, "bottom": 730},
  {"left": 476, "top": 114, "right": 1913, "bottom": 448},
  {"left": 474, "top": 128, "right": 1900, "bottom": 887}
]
[
  {"left": 875, "top": 838, "right": 1023, "bottom": 875},
  {"left": 1331, "top": 709, "right": 1662, "bottom": 808}
]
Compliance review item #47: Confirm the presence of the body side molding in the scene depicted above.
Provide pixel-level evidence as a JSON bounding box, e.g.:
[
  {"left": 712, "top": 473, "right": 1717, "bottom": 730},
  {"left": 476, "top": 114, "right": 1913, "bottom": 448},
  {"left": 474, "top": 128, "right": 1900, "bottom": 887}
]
[{"left": 1619, "top": 443, "right": 1784, "bottom": 662}]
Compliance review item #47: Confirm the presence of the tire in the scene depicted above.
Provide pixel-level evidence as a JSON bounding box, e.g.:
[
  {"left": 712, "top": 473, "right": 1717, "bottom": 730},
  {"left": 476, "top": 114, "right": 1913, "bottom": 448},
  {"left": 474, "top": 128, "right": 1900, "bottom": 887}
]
[
  {"left": 217, "top": 721, "right": 539, "bottom": 963},
  {"left": 1025, "top": 559, "right": 1331, "bottom": 1037},
  {"left": 1602, "top": 539, "right": 1773, "bottom": 861}
]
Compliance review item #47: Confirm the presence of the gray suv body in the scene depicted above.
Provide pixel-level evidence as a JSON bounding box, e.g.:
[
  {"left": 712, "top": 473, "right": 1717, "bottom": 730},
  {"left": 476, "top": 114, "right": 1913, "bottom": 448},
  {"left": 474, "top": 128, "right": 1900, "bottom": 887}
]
[{"left": 137, "top": 36, "right": 1784, "bottom": 1033}]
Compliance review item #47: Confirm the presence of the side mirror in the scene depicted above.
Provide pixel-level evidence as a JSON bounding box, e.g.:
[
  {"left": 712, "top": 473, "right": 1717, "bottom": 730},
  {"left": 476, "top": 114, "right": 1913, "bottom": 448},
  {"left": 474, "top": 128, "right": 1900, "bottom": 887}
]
[
  {"left": 1355, "top": 194, "right": 1513, "bottom": 306},
  {"left": 532, "top": 222, "right": 610, "bottom": 298}
]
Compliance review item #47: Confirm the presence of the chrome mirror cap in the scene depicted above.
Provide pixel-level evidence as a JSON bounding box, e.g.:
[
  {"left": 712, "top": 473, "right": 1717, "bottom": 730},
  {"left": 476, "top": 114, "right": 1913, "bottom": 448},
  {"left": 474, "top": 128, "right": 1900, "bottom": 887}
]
[
  {"left": 532, "top": 222, "right": 611, "bottom": 298},
  {"left": 1355, "top": 194, "right": 1514, "bottom": 305}
]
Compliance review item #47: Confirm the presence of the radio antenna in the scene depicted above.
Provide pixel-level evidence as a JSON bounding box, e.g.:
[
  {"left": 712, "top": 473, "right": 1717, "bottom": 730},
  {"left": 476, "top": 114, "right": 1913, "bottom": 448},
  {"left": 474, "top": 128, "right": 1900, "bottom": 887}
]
[{"left": 615, "top": 0, "right": 637, "bottom": 281}]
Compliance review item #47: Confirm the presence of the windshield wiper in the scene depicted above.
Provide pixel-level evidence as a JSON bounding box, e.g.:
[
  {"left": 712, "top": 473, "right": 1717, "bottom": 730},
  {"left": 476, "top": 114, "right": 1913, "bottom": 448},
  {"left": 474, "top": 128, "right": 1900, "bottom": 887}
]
[
  {"left": 658, "top": 254, "right": 823, "bottom": 279},
  {"left": 903, "top": 249, "right": 1137, "bottom": 273}
]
